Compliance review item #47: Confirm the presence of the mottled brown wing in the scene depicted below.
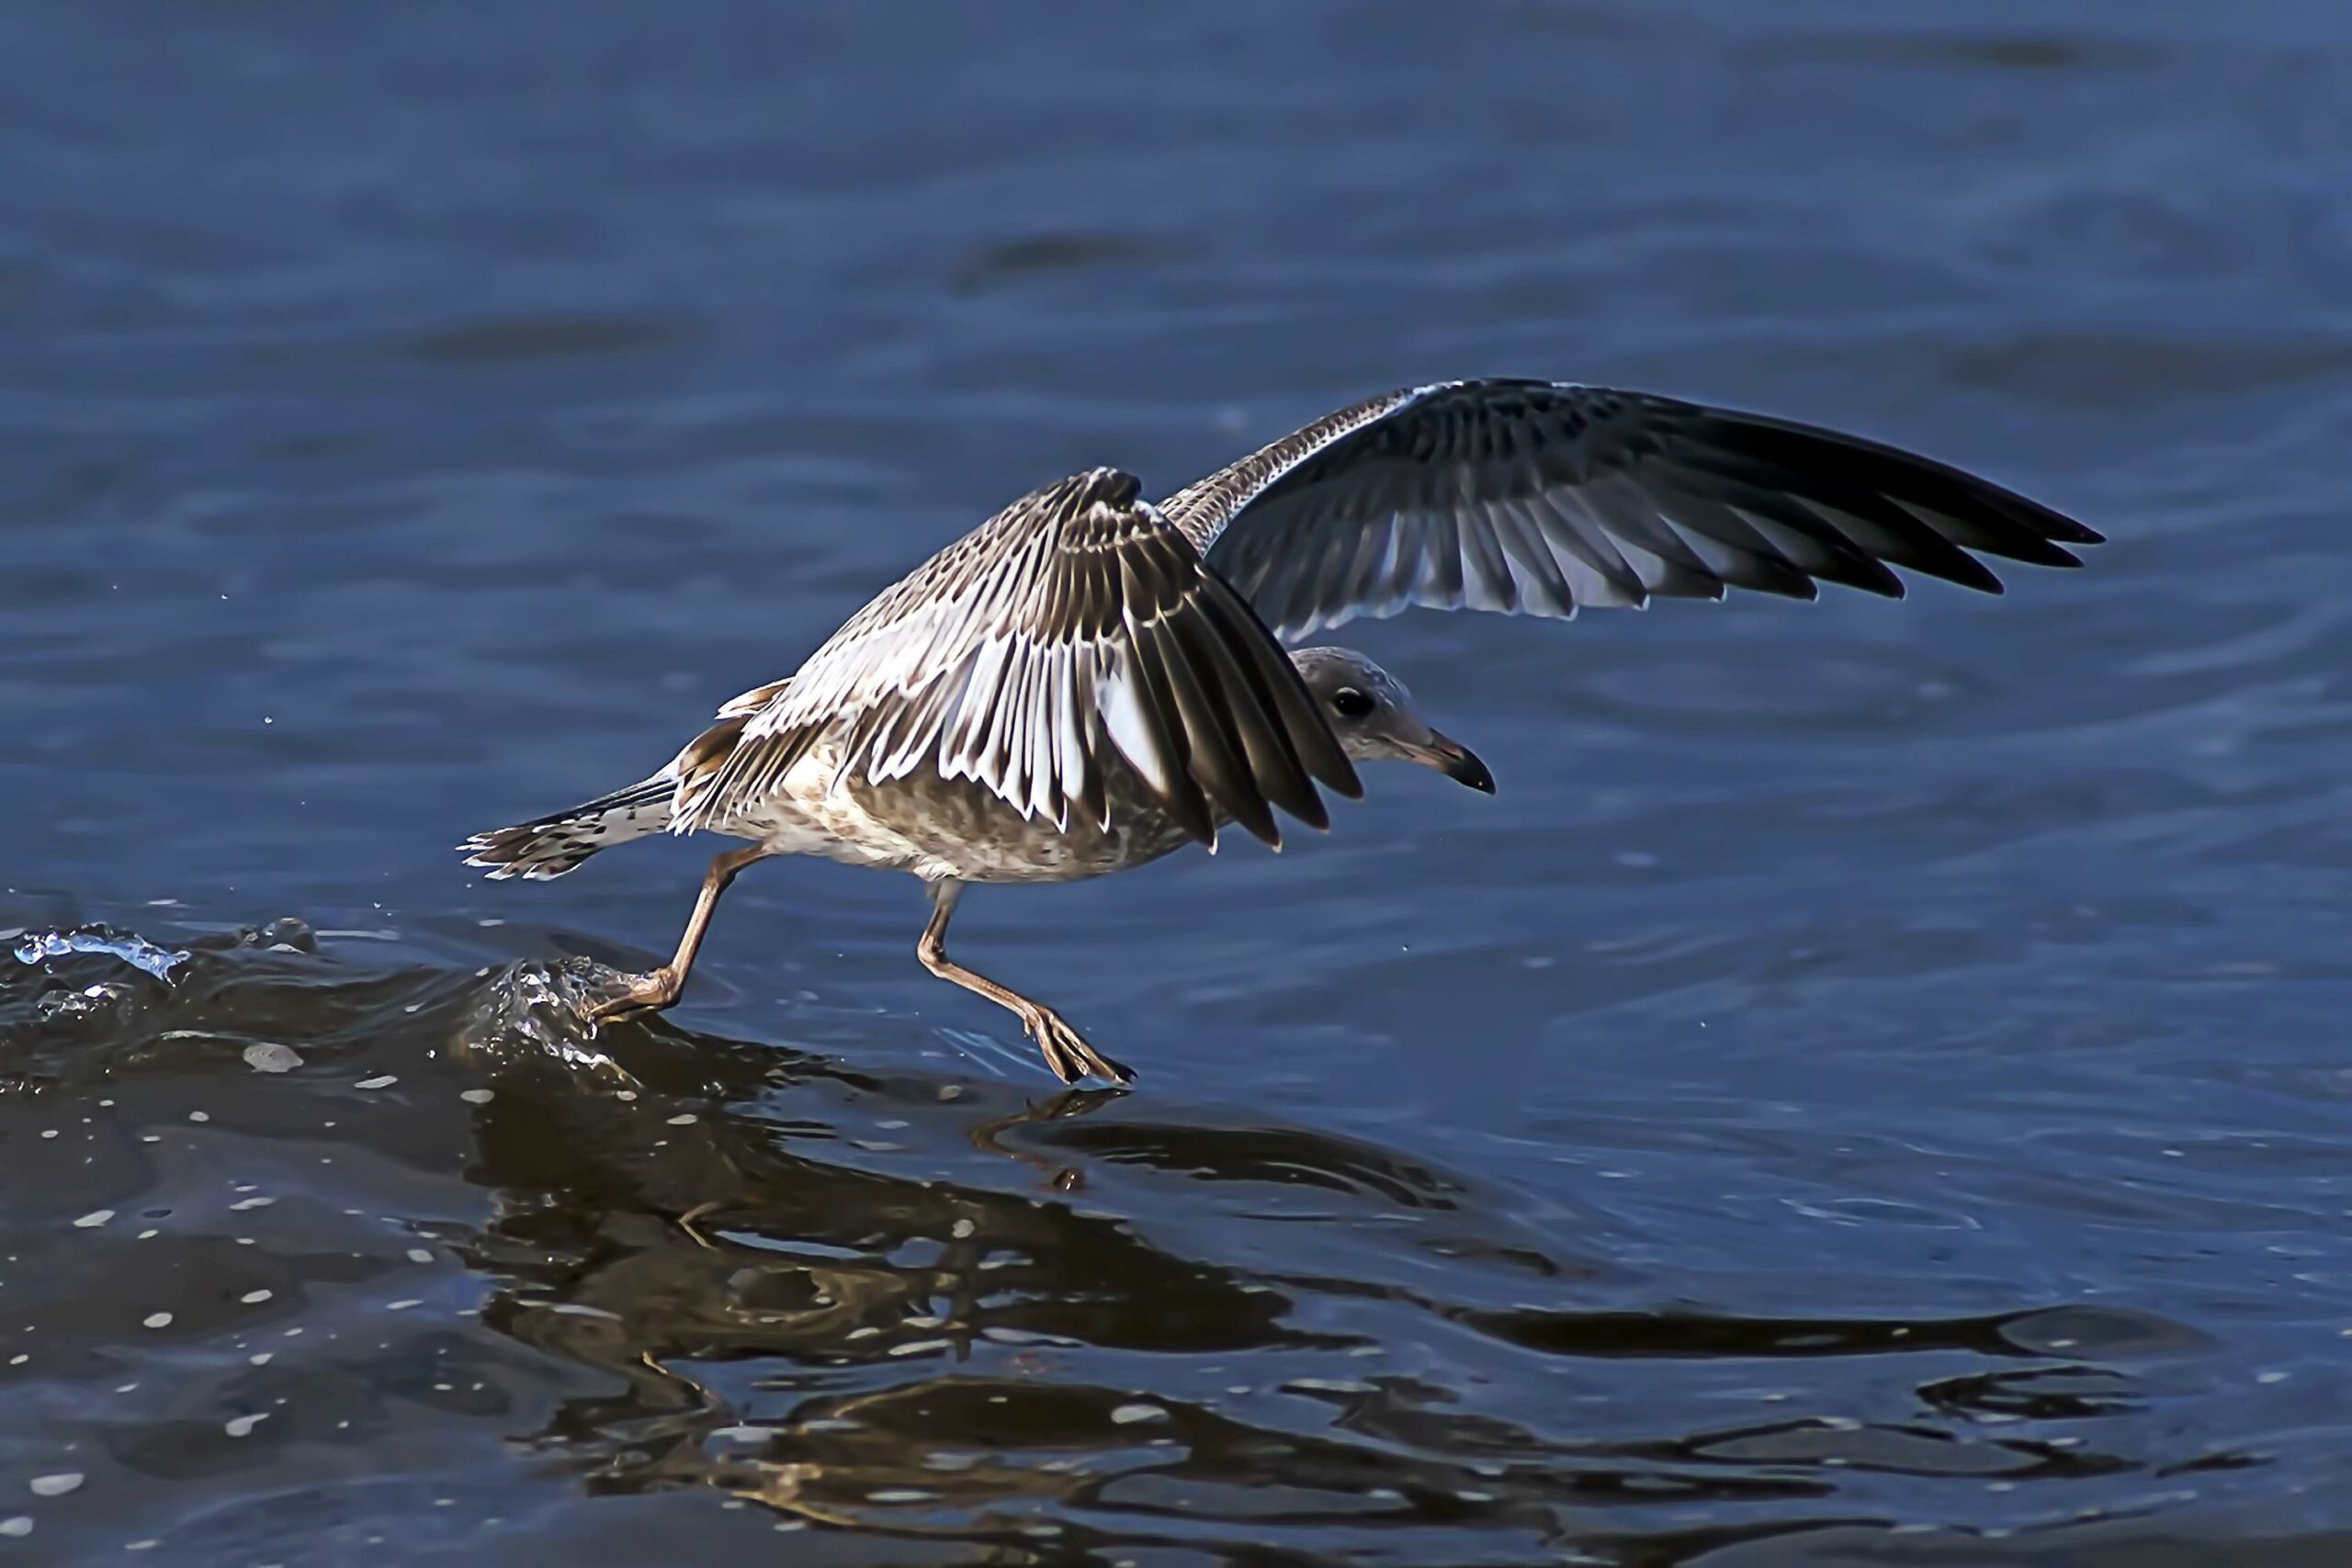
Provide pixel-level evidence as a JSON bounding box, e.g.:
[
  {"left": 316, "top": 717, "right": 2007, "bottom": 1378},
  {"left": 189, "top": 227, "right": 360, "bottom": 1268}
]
[
  {"left": 673, "top": 468, "right": 1359, "bottom": 848},
  {"left": 1159, "top": 379, "right": 2100, "bottom": 638}
]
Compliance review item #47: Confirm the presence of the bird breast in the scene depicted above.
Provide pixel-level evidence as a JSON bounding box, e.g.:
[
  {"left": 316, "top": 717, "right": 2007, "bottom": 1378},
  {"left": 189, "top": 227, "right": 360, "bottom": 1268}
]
[{"left": 722, "top": 728, "right": 1204, "bottom": 885}]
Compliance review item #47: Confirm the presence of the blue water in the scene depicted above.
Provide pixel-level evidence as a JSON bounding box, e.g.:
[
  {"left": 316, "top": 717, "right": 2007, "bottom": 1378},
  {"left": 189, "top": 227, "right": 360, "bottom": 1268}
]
[{"left": 3, "top": 3, "right": 2350, "bottom": 1562}]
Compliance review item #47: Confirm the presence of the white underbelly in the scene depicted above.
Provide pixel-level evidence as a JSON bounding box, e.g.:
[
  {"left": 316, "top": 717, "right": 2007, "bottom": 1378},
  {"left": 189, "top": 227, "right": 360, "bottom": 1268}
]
[
  {"left": 722, "top": 751, "right": 942, "bottom": 875},
  {"left": 704, "top": 735, "right": 1182, "bottom": 885}
]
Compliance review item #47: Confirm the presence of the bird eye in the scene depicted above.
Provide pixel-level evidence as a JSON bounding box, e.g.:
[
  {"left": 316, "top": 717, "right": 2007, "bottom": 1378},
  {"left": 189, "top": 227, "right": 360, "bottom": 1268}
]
[{"left": 1330, "top": 686, "right": 1374, "bottom": 719}]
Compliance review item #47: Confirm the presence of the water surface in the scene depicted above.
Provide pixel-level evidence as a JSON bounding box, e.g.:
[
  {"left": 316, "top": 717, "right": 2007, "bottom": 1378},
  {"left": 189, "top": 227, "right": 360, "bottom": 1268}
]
[{"left": 4, "top": 3, "right": 2351, "bottom": 1562}]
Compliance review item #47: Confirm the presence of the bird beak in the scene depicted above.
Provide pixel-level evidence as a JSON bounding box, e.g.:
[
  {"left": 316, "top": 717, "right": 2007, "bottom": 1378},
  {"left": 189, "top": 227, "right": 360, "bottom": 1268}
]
[{"left": 1408, "top": 729, "right": 1496, "bottom": 795}]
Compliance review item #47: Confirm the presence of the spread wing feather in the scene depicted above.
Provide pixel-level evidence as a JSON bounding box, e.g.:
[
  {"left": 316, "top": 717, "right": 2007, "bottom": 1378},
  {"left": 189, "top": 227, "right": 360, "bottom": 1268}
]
[
  {"left": 672, "top": 468, "right": 1359, "bottom": 848},
  {"left": 1158, "top": 379, "right": 2099, "bottom": 638}
]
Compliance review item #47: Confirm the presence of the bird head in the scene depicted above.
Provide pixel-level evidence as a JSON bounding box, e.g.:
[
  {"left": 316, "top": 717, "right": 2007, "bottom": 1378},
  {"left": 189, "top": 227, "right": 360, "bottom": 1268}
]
[{"left": 1287, "top": 647, "right": 1495, "bottom": 795}]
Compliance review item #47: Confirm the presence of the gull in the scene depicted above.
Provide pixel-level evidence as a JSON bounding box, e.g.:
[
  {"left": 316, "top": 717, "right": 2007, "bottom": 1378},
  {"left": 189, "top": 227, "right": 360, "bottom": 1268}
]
[{"left": 462, "top": 378, "right": 2098, "bottom": 1084}]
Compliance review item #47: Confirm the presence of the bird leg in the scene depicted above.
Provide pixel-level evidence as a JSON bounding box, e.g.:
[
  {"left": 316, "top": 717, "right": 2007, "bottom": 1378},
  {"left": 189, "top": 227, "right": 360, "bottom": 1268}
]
[
  {"left": 588, "top": 844, "right": 772, "bottom": 1023},
  {"left": 916, "top": 881, "right": 1133, "bottom": 1086}
]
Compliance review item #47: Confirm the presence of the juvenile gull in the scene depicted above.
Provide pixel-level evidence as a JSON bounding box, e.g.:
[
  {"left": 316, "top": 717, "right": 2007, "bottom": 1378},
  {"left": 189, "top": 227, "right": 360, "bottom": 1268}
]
[{"left": 463, "top": 379, "right": 2099, "bottom": 1084}]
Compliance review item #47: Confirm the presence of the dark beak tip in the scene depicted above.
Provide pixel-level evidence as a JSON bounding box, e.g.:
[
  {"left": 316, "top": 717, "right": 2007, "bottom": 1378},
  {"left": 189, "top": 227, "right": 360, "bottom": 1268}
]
[
  {"left": 1420, "top": 731, "right": 1495, "bottom": 795},
  {"left": 1438, "top": 746, "right": 1497, "bottom": 795}
]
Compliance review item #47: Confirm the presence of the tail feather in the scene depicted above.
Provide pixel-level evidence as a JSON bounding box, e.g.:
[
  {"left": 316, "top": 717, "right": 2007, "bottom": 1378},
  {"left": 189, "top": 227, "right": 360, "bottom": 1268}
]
[{"left": 460, "top": 775, "right": 675, "bottom": 880}]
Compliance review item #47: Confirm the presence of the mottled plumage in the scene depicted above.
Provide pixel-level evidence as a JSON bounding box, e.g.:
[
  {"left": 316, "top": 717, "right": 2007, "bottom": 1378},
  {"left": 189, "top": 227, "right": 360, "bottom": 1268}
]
[
  {"left": 464, "top": 378, "right": 2098, "bottom": 1084},
  {"left": 676, "top": 468, "right": 1358, "bottom": 852}
]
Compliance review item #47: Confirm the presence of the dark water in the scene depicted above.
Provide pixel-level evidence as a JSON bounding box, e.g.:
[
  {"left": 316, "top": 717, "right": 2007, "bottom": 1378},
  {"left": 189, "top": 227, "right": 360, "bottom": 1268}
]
[{"left": 5, "top": 3, "right": 2351, "bottom": 1562}]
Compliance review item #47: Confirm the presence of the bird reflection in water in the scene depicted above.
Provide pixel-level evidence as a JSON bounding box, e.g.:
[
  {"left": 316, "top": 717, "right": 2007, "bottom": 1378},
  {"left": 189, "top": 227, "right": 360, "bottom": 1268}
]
[
  {"left": 0, "top": 927, "right": 2183, "bottom": 1557},
  {"left": 421, "top": 955, "right": 2175, "bottom": 1556}
]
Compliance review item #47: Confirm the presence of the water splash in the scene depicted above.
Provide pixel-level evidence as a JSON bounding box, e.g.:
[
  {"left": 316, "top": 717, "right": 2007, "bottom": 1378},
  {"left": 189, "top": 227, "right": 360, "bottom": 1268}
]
[
  {"left": 12, "top": 928, "right": 190, "bottom": 984},
  {"left": 453, "top": 957, "right": 641, "bottom": 1087}
]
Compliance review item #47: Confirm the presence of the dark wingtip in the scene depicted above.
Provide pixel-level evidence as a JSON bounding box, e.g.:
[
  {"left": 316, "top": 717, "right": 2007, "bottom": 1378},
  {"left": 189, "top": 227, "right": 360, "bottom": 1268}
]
[
  {"left": 1229, "top": 805, "right": 1283, "bottom": 850},
  {"left": 1945, "top": 553, "right": 2008, "bottom": 596},
  {"left": 2043, "top": 513, "right": 2104, "bottom": 547}
]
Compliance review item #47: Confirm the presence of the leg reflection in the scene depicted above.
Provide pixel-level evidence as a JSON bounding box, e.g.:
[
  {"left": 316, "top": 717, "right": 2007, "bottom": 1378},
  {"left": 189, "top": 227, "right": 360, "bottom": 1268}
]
[{"left": 966, "top": 1086, "right": 1128, "bottom": 1191}]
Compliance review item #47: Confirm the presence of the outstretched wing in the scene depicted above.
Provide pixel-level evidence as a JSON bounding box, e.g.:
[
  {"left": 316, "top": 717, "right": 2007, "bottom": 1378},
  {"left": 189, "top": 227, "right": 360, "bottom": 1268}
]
[
  {"left": 673, "top": 468, "right": 1359, "bottom": 849},
  {"left": 1159, "top": 379, "right": 2101, "bottom": 638}
]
